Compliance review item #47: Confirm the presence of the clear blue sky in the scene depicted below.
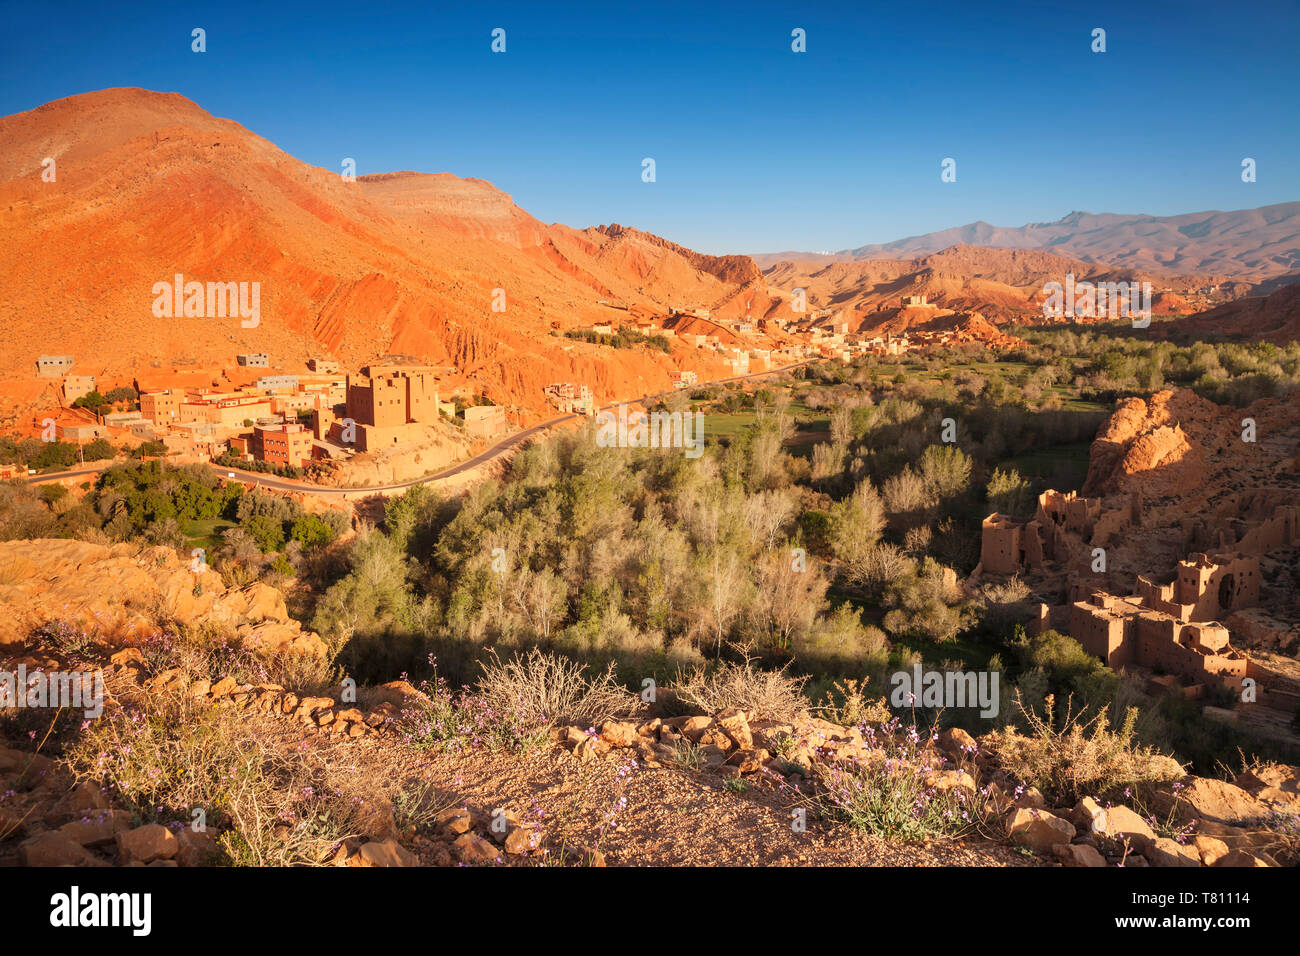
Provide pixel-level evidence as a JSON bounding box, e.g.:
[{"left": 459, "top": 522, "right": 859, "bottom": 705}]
[{"left": 2, "top": 0, "right": 1297, "bottom": 255}]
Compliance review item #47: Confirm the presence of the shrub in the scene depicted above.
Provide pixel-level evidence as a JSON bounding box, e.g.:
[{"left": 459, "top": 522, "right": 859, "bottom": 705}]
[
  {"left": 474, "top": 646, "right": 640, "bottom": 727},
  {"left": 668, "top": 658, "right": 808, "bottom": 721},
  {"left": 82, "top": 438, "right": 117, "bottom": 462},
  {"left": 27, "top": 619, "right": 98, "bottom": 660},
  {"left": 263, "top": 650, "right": 338, "bottom": 697},
  {"left": 38, "top": 484, "right": 69, "bottom": 505},
  {"left": 244, "top": 513, "right": 286, "bottom": 553},
  {"left": 987, "top": 466, "right": 1034, "bottom": 516},
  {"left": 986, "top": 692, "right": 1184, "bottom": 805},
  {"left": 67, "top": 689, "right": 386, "bottom": 865},
  {"left": 814, "top": 677, "right": 891, "bottom": 728},
  {"left": 399, "top": 655, "right": 551, "bottom": 754},
  {"left": 808, "top": 717, "right": 988, "bottom": 841}
]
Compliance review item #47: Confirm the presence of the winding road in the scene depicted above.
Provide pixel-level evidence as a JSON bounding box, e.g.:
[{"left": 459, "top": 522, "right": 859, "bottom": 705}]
[{"left": 27, "top": 362, "right": 809, "bottom": 497}]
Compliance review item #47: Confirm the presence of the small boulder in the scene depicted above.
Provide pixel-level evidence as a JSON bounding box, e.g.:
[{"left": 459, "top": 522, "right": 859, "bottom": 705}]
[
  {"left": 452, "top": 832, "right": 500, "bottom": 864},
  {"left": 1053, "top": 842, "right": 1106, "bottom": 867},
  {"left": 357, "top": 839, "right": 419, "bottom": 867},
  {"left": 726, "top": 748, "right": 771, "bottom": 775},
  {"left": 20, "top": 831, "right": 106, "bottom": 867},
  {"left": 936, "top": 727, "right": 976, "bottom": 760},
  {"left": 924, "top": 769, "right": 977, "bottom": 794},
  {"left": 1008, "top": 808, "right": 1076, "bottom": 851},
  {"left": 436, "top": 807, "right": 473, "bottom": 836},
  {"left": 599, "top": 721, "right": 637, "bottom": 748},
  {"left": 1075, "top": 799, "right": 1154, "bottom": 842},
  {"left": 504, "top": 825, "right": 542, "bottom": 856},
  {"left": 1013, "top": 786, "right": 1046, "bottom": 810},
  {"left": 117, "top": 823, "right": 179, "bottom": 864},
  {"left": 1166, "top": 778, "right": 1269, "bottom": 826},
  {"left": 1192, "top": 835, "right": 1230, "bottom": 866},
  {"left": 1135, "top": 835, "right": 1200, "bottom": 867},
  {"left": 58, "top": 809, "right": 132, "bottom": 846},
  {"left": 681, "top": 716, "right": 713, "bottom": 742},
  {"left": 1213, "top": 849, "right": 1271, "bottom": 868},
  {"left": 714, "top": 708, "right": 754, "bottom": 749},
  {"left": 176, "top": 828, "right": 220, "bottom": 867}
]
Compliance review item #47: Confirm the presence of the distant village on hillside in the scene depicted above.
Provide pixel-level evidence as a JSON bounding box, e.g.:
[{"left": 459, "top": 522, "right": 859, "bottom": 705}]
[{"left": 10, "top": 293, "right": 1023, "bottom": 481}]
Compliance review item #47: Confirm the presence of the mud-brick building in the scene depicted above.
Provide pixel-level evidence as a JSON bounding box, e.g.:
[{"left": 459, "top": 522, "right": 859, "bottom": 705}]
[
  {"left": 1135, "top": 552, "right": 1261, "bottom": 622},
  {"left": 1066, "top": 591, "right": 1249, "bottom": 687},
  {"left": 340, "top": 365, "right": 439, "bottom": 451},
  {"left": 980, "top": 490, "right": 1127, "bottom": 575},
  {"left": 37, "top": 355, "right": 75, "bottom": 377}
]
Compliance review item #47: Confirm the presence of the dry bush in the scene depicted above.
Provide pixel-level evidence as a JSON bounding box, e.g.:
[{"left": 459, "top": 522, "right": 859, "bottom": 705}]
[
  {"left": 67, "top": 687, "right": 393, "bottom": 866},
  {"left": 986, "top": 691, "right": 1184, "bottom": 805},
  {"left": 979, "top": 574, "right": 1034, "bottom": 632},
  {"left": 814, "top": 678, "right": 891, "bottom": 728},
  {"left": 262, "top": 649, "right": 339, "bottom": 697},
  {"left": 806, "top": 729, "right": 992, "bottom": 842},
  {"left": 981, "top": 574, "right": 1030, "bottom": 605},
  {"left": 134, "top": 623, "right": 335, "bottom": 695},
  {"left": 668, "top": 658, "right": 808, "bottom": 721},
  {"left": 475, "top": 646, "right": 641, "bottom": 727}
]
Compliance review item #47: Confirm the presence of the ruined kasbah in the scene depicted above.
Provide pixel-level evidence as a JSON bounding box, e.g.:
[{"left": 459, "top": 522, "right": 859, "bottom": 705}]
[{"left": 974, "top": 464, "right": 1300, "bottom": 741}]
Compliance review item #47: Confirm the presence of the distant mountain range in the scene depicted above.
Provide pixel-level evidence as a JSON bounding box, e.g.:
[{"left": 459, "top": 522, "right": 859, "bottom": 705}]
[{"left": 754, "top": 203, "right": 1300, "bottom": 280}]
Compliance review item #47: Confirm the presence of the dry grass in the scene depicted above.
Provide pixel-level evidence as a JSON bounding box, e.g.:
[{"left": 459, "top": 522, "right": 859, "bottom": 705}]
[
  {"left": 668, "top": 658, "right": 808, "bottom": 721},
  {"left": 66, "top": 687, "right": 391, "bottom": 866},
  {"left": 475, "top": 647, "right": 641, "bottom": 727},
  {"left": 986, "top": 692, "right": 1184, "bottom": 805},
  {"left": 0, "top": 552, "right": 34, "bottom": 586},
  {"left": 262, "top": 649, "right": 338, "bottom": 697}
]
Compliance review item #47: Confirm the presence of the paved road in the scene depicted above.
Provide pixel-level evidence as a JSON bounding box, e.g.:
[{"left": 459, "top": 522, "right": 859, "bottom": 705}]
[
  {"left": 213, "top": 412, "right": 578, "bottom": 496},
  {"left": 22, "top": 467, "right": 107, "bottom": 484},
  {"left": 28, "top": 362, "right": 809, "bottom": 497}
]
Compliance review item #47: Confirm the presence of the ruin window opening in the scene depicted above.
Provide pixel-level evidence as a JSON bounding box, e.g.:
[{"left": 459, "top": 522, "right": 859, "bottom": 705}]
[{"left": 1218, "top": 574, "right": 1235, "bottom": 610}]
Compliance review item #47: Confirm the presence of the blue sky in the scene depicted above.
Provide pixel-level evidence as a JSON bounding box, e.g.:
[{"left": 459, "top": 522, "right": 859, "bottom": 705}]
[{"left": 2, "top": 0, "right": 1297, "bottom": 255}]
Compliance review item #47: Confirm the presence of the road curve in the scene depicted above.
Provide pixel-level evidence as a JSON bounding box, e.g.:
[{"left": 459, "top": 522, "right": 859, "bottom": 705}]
[{"left": 28, "top": 362, "right": 809, "bottom": 497}]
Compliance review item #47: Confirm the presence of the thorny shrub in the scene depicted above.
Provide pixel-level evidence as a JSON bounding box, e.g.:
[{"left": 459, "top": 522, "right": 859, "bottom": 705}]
[
  {"left": 985, "top": 692, "right": 1184, "bottom": 805},
  {"left": 668, "top": 657, "right": 808, "bottom": 721}
]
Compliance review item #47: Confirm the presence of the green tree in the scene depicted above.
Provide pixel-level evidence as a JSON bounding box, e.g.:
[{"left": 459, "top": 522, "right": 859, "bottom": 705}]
[
  {"left": 290, "top": 514, "right": 338, "bottom": 550},
  {"left": 244, "top": 514, "right": 286, "bottom": 553},
  {"left": 82, "top": 438, "right": 116, "bottom": 462},
  {"left": 987, "top": 466, "right": 1034, "bottom": 516}
]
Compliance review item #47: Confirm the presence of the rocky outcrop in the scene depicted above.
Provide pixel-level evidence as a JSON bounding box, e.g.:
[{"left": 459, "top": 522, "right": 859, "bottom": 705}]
[
  {"left": 0, "top": 538, "right": 327, "bottom": 657},
  {"left": 1082, "top": 389, "right": 1225, "bottom": 499}
]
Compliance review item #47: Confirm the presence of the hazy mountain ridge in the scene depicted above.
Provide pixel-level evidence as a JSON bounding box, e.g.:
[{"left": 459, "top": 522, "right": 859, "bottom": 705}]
[{"left": 754, "top": 203, "right": 1300, "bottom": 280}]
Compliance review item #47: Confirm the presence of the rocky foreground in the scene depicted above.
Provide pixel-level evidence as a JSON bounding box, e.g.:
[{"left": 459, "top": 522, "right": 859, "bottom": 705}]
[{"left": 2, "top": 637, "right": 1296, "bottom": 867}]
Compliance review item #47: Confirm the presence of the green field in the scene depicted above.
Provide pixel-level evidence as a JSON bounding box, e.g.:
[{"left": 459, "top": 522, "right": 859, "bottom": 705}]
[{"left": 183, "top": 517, "right": 237, "bottom": 553}]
